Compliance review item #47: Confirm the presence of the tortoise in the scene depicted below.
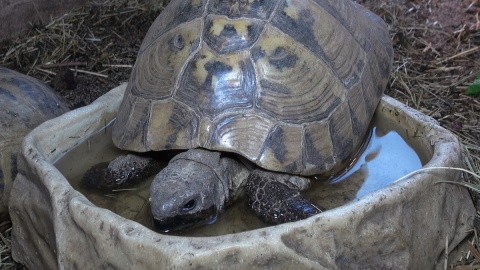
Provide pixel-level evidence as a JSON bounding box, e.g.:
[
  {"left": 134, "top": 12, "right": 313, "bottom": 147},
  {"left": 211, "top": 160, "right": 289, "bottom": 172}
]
[
  {"left": 0, "top": 67, "right": 69, "bottom": 221},
  {"left": 109, "top": 0, "right": 393, "bottom": 232}
]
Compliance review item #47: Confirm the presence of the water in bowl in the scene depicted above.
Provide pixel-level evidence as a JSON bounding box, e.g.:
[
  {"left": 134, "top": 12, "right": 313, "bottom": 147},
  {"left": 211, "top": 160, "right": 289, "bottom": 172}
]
[{"left": 54, "top": 119, "right": 422, "bottom": 237}]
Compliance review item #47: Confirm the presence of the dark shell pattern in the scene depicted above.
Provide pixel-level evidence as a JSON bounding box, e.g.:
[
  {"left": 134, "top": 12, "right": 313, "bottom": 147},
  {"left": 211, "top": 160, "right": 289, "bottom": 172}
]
[
  {"left": 0, "top": 67, "right": 69, "bottom": 140},
  {"left": 0, "top": 67, "right": 69, "bottom": 188},
  {"left": 113, "top": 0, "right": 393, "bottom": 176}
]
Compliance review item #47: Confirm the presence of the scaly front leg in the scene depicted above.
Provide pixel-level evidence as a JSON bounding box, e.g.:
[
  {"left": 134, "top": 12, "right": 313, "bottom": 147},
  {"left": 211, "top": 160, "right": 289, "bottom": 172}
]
[{"left": 246, "top": 169, "right": 323, "bottom": 224}]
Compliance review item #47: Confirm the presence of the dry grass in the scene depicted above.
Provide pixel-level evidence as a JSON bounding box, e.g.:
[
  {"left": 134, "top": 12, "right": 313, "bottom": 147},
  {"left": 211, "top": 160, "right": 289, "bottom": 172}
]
[
  {"left": 0, "top": 222, "right": 14, "bottom": 269},
  {"left": 361, "top": 0, "right": 480, "bottom": 268},
  {"left": 0, "top": 0, "right": 479, "bottom": 268},
  {"left": 363, "top": 0, "right": 480, "bottom": 178},
  {"left": 1, "top": 0, "right": 168, "bottom": 108}
]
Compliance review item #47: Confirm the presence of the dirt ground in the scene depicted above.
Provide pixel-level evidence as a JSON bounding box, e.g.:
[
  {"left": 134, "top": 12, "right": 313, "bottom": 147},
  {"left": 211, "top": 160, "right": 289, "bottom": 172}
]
[
  {"left": 0, "top": 0, "right": 479, "bottom": 268},
  {"left": 0, "top": 0, "right": 165, "bottom": 109}
]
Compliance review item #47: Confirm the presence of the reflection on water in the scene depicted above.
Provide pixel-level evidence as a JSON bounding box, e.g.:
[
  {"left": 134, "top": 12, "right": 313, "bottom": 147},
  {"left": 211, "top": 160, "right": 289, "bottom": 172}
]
[
  {"left": 54, "top": 120, "right": 422, "bottom": 237},
  {"left": 304, "top": 127, "right": 422, "bottom": 210}
]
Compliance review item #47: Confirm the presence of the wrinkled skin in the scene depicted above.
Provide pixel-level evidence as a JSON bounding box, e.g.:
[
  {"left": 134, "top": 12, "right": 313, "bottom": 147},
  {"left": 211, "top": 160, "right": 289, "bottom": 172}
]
[
  {"left": 82, "top": 154, "right": 161, "bottom": 190},
  {"left": 247, "top": 170, "right": 323, "bottom": 224},
  {"left": 150, "top": 149, "right": 322, "bottom": 232}
]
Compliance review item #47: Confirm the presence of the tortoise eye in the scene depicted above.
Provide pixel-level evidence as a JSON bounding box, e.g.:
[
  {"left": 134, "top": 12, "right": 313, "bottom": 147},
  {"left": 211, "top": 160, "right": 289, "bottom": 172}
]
[{"left": 182, "top": 199, "right": 196, "bottom": 212}]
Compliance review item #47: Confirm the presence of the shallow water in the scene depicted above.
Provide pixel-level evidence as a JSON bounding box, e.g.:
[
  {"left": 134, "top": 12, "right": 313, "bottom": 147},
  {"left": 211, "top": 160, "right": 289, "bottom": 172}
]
[
  {"left": 304, "top": 126, "right": 423, "bottom": 210},
  {"left": 54, "top": 119, "right": 422, "bottom": 237}
]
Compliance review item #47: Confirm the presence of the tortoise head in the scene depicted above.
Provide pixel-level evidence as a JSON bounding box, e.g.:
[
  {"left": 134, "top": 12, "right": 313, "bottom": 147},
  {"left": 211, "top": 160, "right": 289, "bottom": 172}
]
[{"left": 149, "top": 149, "right": 229, "bottom": 232}]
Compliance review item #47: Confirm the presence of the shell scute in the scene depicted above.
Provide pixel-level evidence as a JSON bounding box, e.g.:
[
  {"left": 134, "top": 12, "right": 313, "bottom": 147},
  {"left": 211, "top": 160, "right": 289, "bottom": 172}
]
[
  {"left": 302, "top": 120, "right": 335, "bottom": 173},
  {"left": 113, "top": 0, "right": 394, "bottom": 175},
  {"left": 253, "top": 26, "right": 344, "bottom": 123},
  {"left": 147, "top": 100, "right": 199, "bottom": 150},
  {"left": 139, "top": 0, "right": 206, "bottom": 53},
  {"left": 258, "top": 124, "right": 303, "bottom": 174},
  {"left": 113, "top": 92, "right": 150, "bottom": 151},
  {"left": 175, "top": 47, "right": 256, "bottom": 118},
  {"left": 208, "top": 0, "right": 278, "bottom": 19},
  {"left": 272, "top": 0, "right": 367, "bottom": 89},
  {"left": 208, "top": 113, "right": 275, "bottom": 161},
  {"left": 346, "top": 83, "right": 369, "bottom": 141},
  {"left": 204, "top": 15, "right": 265, "bottom": 54},
  {"left": 328, "top": 102, "right": 354, "bottom": 162},
  {"left": 131, "top": 21, "right": 202, "bottom": 99}
]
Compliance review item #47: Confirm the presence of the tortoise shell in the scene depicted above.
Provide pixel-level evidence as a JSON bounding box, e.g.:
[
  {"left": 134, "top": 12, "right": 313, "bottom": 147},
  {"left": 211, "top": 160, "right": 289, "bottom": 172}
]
[
  {"left": 112, "top": 0, "right": 393, "bottom": 176},
  {"left": 0, "top": 67, "right": 69, "bottom": 215}
]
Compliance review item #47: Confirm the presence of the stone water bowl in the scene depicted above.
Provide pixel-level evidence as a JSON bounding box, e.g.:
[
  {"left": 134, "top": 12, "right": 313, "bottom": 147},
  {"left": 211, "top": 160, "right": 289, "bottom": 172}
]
[{"left": 9, "top": 84, "right": 475, "bottom": 269}]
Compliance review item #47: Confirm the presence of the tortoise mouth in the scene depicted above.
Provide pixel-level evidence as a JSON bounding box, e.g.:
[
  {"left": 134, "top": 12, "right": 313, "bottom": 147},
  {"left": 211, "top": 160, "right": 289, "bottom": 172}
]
[{"left": 152, "top": 205, "right": 219, "bottom": 233}]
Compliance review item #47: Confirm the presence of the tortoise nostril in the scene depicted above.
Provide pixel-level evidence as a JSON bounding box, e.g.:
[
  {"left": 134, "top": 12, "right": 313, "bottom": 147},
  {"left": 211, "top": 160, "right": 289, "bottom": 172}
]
[{"left": 182, "top": 199, "right": 196, "bottom": 212}]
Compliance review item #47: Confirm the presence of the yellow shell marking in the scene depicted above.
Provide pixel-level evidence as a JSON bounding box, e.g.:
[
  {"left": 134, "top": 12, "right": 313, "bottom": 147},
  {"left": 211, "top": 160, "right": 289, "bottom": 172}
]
[
  {"left": 193, "top": 46, "right": 246, "bottom": 91},
  {"left": 283, "top": 6, "right": 299, "bottom": 20},
  {"left": 193, "top": 48, "right": 215, "bottom": 84},
  {"left": 209, "top": 17, "right": 251, "bottom": 37},
  {"left": 148, "top": 101, "right": 175, "bottom": 149},
  {"left": 254, "top": 26, "right": 345, "bottom": 120}
]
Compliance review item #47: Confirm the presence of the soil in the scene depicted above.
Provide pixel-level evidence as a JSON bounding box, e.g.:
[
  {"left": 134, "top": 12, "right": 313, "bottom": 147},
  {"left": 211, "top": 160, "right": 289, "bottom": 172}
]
[
  {"left": 0, "top": 0, "right": 479, "bottom": 269},
  {"left": 0, "top": 1, "right": 165, "bottom": 109}
]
